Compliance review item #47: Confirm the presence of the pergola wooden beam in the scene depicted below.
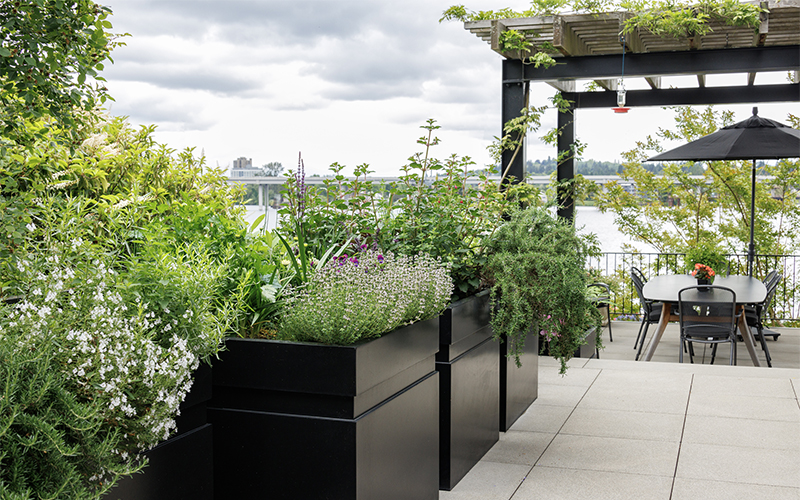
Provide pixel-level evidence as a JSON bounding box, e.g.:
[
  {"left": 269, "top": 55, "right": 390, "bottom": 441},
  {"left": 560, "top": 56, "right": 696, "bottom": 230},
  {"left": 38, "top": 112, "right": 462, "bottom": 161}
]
[{"left": 503, "top": 46, "right": 800, "bottom": 82}]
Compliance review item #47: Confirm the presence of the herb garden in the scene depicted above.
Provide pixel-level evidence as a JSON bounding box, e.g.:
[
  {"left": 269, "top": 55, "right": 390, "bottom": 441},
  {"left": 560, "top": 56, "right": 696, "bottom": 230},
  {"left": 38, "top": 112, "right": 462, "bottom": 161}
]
[{"left": 3, "top": 0, "right": 794, "bottom": 497}]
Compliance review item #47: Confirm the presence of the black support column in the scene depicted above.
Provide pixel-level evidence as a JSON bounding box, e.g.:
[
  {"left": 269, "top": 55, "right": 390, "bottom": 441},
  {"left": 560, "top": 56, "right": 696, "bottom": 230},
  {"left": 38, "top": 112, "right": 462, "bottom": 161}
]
[
  {"left": 556, "top": 101, "right": 575, "bottom": 222},
  {"left": 501, "top": 62, "right": 527, "bottom": 186}
]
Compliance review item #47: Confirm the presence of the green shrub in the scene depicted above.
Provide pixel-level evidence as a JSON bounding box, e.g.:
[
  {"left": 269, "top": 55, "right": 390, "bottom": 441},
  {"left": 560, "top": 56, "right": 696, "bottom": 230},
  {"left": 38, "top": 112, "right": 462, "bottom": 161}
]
[{"left": 484, "top": 206, "right": 602, "bottom": 374}]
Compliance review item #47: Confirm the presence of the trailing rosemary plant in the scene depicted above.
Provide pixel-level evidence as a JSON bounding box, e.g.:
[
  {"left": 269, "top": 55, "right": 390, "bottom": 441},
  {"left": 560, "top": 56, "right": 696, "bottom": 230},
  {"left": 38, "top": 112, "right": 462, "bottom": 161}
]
[{"left": 484, "top": 206, "right": 603, "bottom": 374}]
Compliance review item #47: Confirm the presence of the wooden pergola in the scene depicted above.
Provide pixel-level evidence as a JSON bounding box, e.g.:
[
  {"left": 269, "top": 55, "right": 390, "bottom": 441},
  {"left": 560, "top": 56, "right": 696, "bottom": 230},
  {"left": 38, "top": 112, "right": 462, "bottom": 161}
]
[{"left": 464, "top": 0, "right": 800, "bottom": 219}]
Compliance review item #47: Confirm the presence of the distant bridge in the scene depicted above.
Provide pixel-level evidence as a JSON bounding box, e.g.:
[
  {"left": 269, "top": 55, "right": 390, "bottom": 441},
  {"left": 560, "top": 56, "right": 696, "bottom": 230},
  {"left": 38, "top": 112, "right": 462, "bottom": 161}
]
[
  {"left": 227, "top": 174, "right": 637, "bottom": 208},
  {"left": 228, "top": 174, "right": 779, "bottom": 208}
]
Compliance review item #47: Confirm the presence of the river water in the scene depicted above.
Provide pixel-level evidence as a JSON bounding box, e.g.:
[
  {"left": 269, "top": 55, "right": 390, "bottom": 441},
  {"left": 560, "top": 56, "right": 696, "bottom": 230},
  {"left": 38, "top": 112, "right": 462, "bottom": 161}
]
[{"left": 242, "top": 205, "right": 645, "bottom": 254}]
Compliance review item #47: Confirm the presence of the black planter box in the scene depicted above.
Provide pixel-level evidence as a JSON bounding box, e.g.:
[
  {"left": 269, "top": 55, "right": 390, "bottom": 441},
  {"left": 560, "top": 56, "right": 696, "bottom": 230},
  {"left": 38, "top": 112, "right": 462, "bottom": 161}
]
[
  {"left": 109, "top": 364, "right": 213, "bottom": 500},
  {"left": 436, "top": 291, "right": 500, "bottom": 491},
  {"left": 499, "top": 331, "right": 539, "bottom": 432},
  {"left": 539, "top": 326, "right": 600, "bottom": 360},
  {"left": 574, "top": 327, "right": 600, "bottom": 359},
  {"left": 208, "top": 318, "right": 440, "bottom": 500}
]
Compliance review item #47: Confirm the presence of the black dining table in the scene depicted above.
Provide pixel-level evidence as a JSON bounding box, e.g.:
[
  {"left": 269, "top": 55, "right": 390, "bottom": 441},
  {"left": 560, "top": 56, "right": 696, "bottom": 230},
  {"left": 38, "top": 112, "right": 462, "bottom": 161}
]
[{"left": 641, "top": 275, "right": 767, "bottom": 366}]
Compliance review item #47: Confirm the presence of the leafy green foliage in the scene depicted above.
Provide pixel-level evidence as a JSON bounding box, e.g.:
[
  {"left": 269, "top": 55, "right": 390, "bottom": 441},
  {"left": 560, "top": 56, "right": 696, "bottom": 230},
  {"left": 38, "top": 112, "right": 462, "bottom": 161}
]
[
  {"left": 484, "top": 206, "right": 602, "bottom": 374},
  {"left": 383, "top": 120, "right": 539, "bottom": 299},
  {"left": 0, "top": 111, "right": 242, "bottom": 265},
  {"left": 595, "top": 106, "right": 800, "bottom": 272},
  {"left": 442, "top": 0, "right": 764, "bottom": 32},
  {"left": 271, "top": 121, "right": 538, "bottom": 302},
  {"left": 620, "top": 0, "right": 763, "bottom": 37},
  {"left": 0, "top": 0, "right": 124, "bottom": 144},
  {"left": 0, "top": 104, "right": 253, "bottom": 496},
  {"left": 0, "top": 331, "right": 134, "bottom": 500},
  {"left": 684, "top": 242, "right": 728, "bottom": 276}
]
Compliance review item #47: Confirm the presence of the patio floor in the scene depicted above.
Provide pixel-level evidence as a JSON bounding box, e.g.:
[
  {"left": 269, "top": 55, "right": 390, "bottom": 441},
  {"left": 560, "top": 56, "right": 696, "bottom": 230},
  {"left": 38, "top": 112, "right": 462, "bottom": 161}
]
[{"left": 441, "top": 321, "right": 800, "bottom": 500}]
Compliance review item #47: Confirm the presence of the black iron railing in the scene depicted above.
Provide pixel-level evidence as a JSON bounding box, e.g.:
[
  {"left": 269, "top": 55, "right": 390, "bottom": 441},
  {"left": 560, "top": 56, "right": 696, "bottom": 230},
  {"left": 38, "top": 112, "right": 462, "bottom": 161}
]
[{"left": 587, "top": 252, "right": 800, "bottom": 324}]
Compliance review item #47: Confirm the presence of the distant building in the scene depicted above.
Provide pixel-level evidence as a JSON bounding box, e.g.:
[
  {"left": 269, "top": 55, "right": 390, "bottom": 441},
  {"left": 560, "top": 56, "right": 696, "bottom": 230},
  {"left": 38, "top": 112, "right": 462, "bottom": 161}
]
[
  {"left": 230, "top": 157, "right": 261, "bottom": 178},
  {"left": 232, "top": 157, "right": 252, "bottom": 169}
]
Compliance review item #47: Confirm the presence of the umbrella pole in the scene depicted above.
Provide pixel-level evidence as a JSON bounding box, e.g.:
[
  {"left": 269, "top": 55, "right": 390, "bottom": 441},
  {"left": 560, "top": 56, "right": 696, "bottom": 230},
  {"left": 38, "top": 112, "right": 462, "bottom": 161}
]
[{"left": 748, "top": 159, "right": 756, "bottom": 277}]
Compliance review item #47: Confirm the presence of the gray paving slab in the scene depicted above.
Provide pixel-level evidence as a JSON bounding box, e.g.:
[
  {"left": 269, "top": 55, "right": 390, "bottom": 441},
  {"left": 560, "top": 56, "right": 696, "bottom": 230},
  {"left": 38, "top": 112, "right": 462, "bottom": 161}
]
[
  {"left": 437, "top": 461, "right": 530, "bottom": 500},
  {"left": 578, "top": 380, "right": 691, "bottom": 415},
  {"left": 511, "top": 467, "right": 674, "bottom": 500},
  {"left": 676, "top": 442, "right": 800, "bottom": 488},
  {"left": 481, "top": 431, "right": 555, "bottom": 466},
  {"left": 509, "top": 404, "right": 575, "bottom": 434},
  {"left": 536, "top": 434, "right": 680, "bottom": 477},
  {"left": 691, "top": 374, "right": 797, "bottom": 399},
  {"left": 671, "top": 478, "right": 800, "bottom": 500},
  {"left": 535, "top": 383, "right": 589, "bottom": 408},
  {"left": 442, "top": 325, "right": 800, "bottom": 499},
  {"left": 682, "top": 414, "right": 800, "bottom": 451},
  {"left": 560, "top": 407, "right": 685, "bottom": 442},
  {"left": 537, "top": 366, "right": 600, "bottom": 387},
  {"left": 687, "top": 391, "right": 800, "bottom": 421}
]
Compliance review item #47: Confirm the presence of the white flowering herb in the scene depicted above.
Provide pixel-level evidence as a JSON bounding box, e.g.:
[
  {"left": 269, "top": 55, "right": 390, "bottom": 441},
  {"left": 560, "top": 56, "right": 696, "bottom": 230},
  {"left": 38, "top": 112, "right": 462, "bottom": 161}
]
[
  {"left": 0, "top": 243, "right": 246, "bottom": 498},
  {"left": 280, "top": 249, "right": 452, "bottom": 345}
]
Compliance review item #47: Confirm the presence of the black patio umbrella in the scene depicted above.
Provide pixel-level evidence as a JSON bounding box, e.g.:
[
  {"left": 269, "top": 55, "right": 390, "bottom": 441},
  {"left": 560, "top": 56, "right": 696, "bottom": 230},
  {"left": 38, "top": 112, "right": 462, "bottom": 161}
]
[{"left": 647, "top": 107, "right": 800, "bottom": 276}]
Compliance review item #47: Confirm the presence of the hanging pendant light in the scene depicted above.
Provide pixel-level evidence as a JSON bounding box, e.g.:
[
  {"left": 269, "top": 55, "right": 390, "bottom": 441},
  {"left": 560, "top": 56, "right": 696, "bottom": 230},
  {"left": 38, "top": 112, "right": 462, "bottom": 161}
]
[{"left": 612, "top": 35, "right": 630, "bottom": 113}]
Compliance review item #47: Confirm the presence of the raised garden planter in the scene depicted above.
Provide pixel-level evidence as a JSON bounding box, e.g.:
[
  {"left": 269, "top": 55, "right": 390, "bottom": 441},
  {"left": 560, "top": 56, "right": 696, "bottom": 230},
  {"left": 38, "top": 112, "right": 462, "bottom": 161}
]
[
  {"left": 574, "top": 327, "right": 600, "bottom": 359},
  {"left": 208, "top": 317, "right": 440, "bottom": 500},
  {"left": 436, "top": 290, "right": 499, "bottom": 491},
  {"left": 540, "top": 326, "right": 600, "bottom": 360},
  {"left": 110, "top": 364, "right": 213, "bottom": 500},
  {"left": 499, "top": 331, "right": 539, "bottom": 432}
]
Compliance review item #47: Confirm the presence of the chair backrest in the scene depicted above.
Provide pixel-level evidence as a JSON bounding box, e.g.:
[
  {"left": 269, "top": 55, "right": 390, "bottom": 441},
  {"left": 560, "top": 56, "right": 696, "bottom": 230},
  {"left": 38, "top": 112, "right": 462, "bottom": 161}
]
[
  {"left": 630, "top": 270, "right": 651, "bottom": 314},
  {"left": 588, "top": 282, "right": 611, "bottom": 298},
  {"left": 631, "top": 266, "right": 647, "bottom": 284},
  {"left": 677, "top": 286, "right": 737, "bottom": 339},
  {"left": 763, "top": 270, "right": 781, "bottom": 293},
  {"left": 761, "top": 273, "right": 782, "bottom": 318}
]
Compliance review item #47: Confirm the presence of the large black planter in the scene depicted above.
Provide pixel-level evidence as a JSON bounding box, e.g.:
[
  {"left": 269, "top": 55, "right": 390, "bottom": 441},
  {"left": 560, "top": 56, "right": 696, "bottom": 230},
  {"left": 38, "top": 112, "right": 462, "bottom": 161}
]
[
  {"left": 499, "top": 331, "right": 539, "bottom": 432},
  {"left": 574, "top": 327, "right": 601, "bottom": 359},
  {"left": 436, "top": 290, "right": 499, "bottom": 491},
  {"left": 109, "top": 364, "right": 214, "bottom": 500},
  {"left": 539, "top": 326, "right": 600, "bottom": 360},
  {"left": 208, "top": 318, "right": 440, "bottom": 500}
]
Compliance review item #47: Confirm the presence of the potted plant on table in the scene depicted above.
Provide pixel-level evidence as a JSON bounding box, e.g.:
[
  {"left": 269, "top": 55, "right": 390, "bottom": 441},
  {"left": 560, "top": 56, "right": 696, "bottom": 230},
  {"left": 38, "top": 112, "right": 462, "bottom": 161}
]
[{"left": 691, "top": 263, "right": 716, "bottom": 287}]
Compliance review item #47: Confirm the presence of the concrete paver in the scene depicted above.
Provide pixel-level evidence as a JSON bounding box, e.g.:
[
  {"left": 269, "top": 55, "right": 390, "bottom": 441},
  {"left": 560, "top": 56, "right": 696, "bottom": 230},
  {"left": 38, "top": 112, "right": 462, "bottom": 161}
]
[{"left": 440, "top": 321, "right": 800, "bottom": 500}]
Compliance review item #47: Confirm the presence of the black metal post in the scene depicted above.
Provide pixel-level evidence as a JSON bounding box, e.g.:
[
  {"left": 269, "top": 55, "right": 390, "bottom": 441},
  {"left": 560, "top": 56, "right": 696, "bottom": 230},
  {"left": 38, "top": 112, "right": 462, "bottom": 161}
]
[
  {"left": 748, "top": 159, "right": 757, "bottom": 276},
  {"left": 501, "top": 63, "right": 527, "bottom": 187},
  {"left": 556, "top": 101, "right": 575, "bottom": 222}
]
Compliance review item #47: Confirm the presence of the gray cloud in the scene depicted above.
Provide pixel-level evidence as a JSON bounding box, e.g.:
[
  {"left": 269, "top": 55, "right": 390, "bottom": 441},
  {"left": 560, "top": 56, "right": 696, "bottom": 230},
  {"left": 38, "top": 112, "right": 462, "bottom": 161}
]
[
  {"left": 105, "top": 63, "right": 264, "bottom": 95},
  {"left": 105, "top": 0, "right": 497, "bottom": 105},
  {"left": 106, "top": 93, "right": 215, "bottom": 131},
  {"left": 108, "top": 1, "right": 384, "bottom": 45}
]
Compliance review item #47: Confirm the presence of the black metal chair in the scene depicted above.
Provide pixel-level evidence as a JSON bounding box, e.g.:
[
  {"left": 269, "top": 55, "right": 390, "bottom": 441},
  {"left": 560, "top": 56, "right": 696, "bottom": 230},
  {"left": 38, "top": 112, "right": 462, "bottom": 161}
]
[
  {"left": 630, "top": 268, "right": 662, "bottom": 361},
  {"left": 588, "top": 282, "right": 613, "bottom": 342},
  {"left": 678, "top": 286, "right": 739, "bottom": 365},
  {"left": 744, "top": 270, "right": 782, "bottom": 367},
  {"left": 631, "top": 266, "right": 647, "bottom": 285}
]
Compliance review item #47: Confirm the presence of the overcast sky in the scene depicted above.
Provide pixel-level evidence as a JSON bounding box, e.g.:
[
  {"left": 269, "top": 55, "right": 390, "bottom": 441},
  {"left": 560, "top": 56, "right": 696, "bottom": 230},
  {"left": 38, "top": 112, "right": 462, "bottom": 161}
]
[{"left": 100, "top": 0, "right": 799, "bottom": 176}]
